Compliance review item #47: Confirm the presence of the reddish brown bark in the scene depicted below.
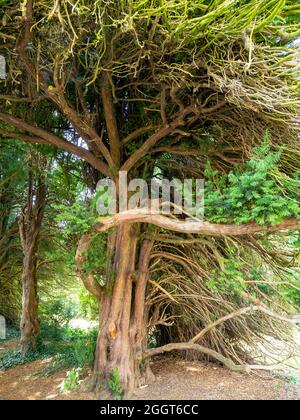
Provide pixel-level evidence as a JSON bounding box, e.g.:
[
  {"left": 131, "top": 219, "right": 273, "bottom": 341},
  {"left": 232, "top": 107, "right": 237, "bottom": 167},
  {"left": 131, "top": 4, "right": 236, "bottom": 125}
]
[
  {"left": 87, "top": 225, "right": 154, "bottom": 397},
  {"left": 101, "top": 72, "right": 121, "bottom": 168}
]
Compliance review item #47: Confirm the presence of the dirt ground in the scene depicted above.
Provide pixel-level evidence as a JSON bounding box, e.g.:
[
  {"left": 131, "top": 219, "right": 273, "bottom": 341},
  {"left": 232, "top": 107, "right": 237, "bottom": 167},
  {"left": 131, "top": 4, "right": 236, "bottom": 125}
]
[
  {"left": 130, "top": 356, "right": 299, "bottom": 400},
  {"left": 0, "top": 340, "right": 299, "bottom": 400}
]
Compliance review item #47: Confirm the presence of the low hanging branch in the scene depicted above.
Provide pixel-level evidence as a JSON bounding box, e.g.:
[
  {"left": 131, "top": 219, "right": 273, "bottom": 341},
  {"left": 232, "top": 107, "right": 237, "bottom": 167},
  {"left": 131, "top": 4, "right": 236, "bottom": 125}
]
[
  {"left": 94, "top": 209, "right": 300, "bottom": 236},
  {"left": 144, "top": 305, "right": 299, "bottom": 373},
  {"left": 143, "top": 342, "right": 294, "bottom": 373},
  {"left": 144, "top": 342, "right": 251, "bottom": 373}
]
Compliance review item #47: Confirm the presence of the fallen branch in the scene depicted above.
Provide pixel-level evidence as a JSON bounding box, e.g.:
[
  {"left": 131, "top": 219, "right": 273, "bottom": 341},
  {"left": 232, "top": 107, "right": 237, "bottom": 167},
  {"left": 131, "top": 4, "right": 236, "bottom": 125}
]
[{"left": 143, "top": 301, "right": 299, "bottom": 374}]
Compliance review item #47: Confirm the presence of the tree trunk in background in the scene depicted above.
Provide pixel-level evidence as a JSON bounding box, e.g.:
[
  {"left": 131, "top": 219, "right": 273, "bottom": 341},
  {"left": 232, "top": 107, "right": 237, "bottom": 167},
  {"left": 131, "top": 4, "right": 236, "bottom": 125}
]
[
  {"left": 20, "top": 171, "right": 47, "bottom": 355},
  {"left": 20, "top": 233, "right": 40, "bottom": 355},
  {"left": 93, "top": 224, "right": 154, "bottom": 397}
]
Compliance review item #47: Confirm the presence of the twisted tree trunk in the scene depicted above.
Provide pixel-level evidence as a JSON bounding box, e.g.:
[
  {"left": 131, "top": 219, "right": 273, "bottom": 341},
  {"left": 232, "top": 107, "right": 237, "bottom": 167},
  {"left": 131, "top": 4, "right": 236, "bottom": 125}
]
[
  {"left": 94, "top": 225, "right": 153, "bottom": 397},
  {"left": 77, "top": 224, "right": 154, "bottom": 397}
]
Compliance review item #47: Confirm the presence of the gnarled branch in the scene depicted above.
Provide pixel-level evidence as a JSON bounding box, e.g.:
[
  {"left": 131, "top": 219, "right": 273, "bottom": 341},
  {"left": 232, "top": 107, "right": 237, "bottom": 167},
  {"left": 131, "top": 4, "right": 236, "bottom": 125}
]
[{"left": 94, "top": 209, "right": 300, "bottom": 236}]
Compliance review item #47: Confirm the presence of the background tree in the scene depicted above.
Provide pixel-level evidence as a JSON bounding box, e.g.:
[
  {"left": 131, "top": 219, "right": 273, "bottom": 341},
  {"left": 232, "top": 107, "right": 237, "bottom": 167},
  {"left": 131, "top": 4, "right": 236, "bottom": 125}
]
[
  {"left": 0, "top": 136, "right": 88, "bottom": 335},
  {"left": 0, "top": 139, "right": 26, "bottom": 324},
  {"left": 19, "top": 151, "right": 47, "bottom": 355},
  {"left": 0, "top": 0, "right": 299, "bottom": 395}
]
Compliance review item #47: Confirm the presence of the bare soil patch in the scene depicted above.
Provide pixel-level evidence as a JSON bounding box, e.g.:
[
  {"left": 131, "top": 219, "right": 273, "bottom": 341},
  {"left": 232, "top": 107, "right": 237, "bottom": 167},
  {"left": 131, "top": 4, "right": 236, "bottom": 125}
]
[
  {"left": 0, "top": 339, "right": 93, "bottom": 400},
  {"left": 0, "top": 346, "right": 298, "bottom": 400},
  {"left": 0, "top": 338, "right": 20, "bottom": 353},
  {"left": 130, "top": 356, "right": 299, "bottom": 400}
]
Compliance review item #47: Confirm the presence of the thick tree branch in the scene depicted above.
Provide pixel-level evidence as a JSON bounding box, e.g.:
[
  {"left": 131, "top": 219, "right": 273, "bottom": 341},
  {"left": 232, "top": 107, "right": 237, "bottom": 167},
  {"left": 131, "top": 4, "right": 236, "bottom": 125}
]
[
  {"left": 101, "top": 72, "right": 121, "bottom": 167},
  {"left": 122, "top": 126, "right": 154, "bottom": 146},
  {"left": 121, "top": 126, "right": 175, "bottom": 172},
  {"left": 17, "top": 0, "right": 33, "bottom": 52},
  {"left": 143, "top": 341, "right": 292, "bottom": 373},
  {"left": 0, "top": 113, "right": 110, "bottom": 176},
  {"left": 191, "top": 305, "right": 297, "bottom": 344},
  {"left": 46, "top": 77, "right": 114, "bottom": 170},
  {"left": 0, "top": 95, "right": 43, "bottom": 103},
  {"left": 144, "top": 304, "right": 298, "bottom": 372},
  {"left": 121, "top": 100, "right": 226, "bottom": 172},
  {"left": 0, "top": 128, "right": 48, "bottom": 145},
  {"left": 121, "top": 106, "right": 193, "bottom": 172},
  {"left": 94, "top": 209, "right": 300, "bottom": 236}
]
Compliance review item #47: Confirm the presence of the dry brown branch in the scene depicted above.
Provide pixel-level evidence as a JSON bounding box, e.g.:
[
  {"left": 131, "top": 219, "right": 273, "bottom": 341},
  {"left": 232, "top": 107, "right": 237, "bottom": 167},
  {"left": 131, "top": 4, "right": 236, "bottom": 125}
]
[{"left": 144, "top": 341, "right": 296, "bottom": 373}]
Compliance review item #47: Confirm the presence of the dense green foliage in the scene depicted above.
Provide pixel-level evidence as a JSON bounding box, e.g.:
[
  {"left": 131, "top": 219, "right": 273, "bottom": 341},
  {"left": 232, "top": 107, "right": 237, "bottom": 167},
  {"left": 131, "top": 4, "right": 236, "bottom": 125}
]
[{"left": 205, "top": 140, "right": 300, "bottom": 225}]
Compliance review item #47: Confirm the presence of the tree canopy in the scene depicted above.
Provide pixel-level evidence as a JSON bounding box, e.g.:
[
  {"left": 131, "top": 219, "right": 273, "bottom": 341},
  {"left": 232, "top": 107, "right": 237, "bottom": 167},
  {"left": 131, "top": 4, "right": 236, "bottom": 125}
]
[{"left": 0, "top": 0, "right": 299, "bottom": 396}]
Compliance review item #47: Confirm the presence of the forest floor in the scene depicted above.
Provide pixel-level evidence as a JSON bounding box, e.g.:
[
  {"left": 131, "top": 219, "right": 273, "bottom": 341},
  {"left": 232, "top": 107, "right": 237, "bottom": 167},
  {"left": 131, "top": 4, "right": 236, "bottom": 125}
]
[{"left": 0, "top": 338, "right": 299, "bottom": 401}]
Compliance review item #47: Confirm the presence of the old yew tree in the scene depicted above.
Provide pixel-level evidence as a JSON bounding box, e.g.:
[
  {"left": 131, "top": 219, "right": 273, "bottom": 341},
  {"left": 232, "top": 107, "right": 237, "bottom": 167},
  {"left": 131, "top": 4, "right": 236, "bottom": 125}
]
[{"left": 0, "top": 0, "right": 299, "bottom": 396}]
